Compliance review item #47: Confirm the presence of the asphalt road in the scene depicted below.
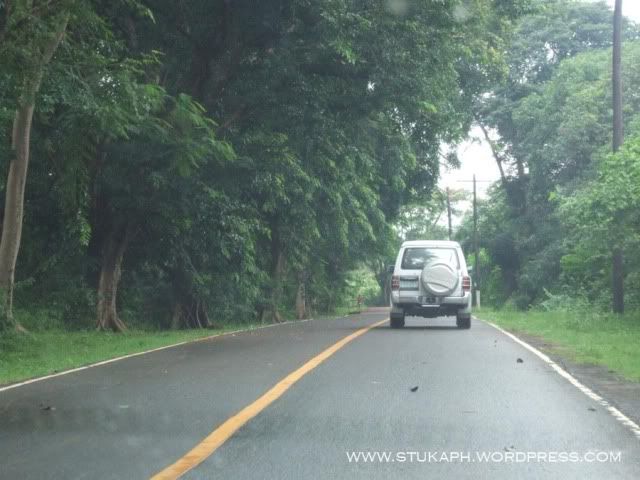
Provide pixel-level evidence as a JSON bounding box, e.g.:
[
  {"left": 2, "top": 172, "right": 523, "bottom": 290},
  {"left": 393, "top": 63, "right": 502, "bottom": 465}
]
[{"left": 1, "top": 310, "right": 639, "bottom": 479}]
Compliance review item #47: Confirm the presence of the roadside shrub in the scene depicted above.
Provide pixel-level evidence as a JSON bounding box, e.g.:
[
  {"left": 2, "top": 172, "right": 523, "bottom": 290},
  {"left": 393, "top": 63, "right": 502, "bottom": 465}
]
[{"left": 539, "top": 288, "right": 591, "bottom": 313}]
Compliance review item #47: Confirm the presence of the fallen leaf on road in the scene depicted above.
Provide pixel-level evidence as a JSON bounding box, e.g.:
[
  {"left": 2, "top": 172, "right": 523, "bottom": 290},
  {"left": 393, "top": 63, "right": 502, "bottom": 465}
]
[{"left": 410, "top": 386, "right": 419, "bottom": 392}]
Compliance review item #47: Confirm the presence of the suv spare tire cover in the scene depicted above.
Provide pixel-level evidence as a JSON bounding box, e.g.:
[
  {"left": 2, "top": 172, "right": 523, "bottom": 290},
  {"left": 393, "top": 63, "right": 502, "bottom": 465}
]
[{"left": 421, "top": 260, "right": 459, "bottom": 296}]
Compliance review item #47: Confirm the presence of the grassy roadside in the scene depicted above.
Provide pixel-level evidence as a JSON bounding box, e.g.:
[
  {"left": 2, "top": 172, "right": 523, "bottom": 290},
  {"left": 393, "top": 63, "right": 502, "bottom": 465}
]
[
  {"left": 478, "top": 308, "right": 640, "bottom": 382},
  {"left": 0, "top": 323, "right": 269, "bottom": 386}
]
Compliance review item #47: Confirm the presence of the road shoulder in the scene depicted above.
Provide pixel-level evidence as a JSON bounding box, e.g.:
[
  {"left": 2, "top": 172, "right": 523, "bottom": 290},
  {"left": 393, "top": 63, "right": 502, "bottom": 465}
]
[{"left": 478, "top": 317, "right": 640, "bottom": 430}]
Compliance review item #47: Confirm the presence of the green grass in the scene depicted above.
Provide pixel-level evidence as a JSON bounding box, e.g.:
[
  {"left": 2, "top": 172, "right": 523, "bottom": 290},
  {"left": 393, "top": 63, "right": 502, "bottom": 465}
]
[
  {"left": 0, "top": 324, "right": 265, "bottom": 386},
  {"left": 478, "top": 308, "right": 640, "bottom": 382}
]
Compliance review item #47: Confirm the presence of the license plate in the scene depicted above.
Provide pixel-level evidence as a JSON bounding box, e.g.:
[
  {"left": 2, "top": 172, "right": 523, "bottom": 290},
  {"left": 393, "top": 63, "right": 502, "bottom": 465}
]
[{"left": 420, "top": 296, "right": 439, "bottom": 305}]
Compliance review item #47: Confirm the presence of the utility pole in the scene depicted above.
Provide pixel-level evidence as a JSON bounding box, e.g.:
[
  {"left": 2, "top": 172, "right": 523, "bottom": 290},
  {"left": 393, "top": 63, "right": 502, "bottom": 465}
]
[
  {"left": 455, "top": 178, "right": 491, "bottom": 308},
  {"left": 612, "top": 0, "right": 624, "bottom": 314},
  {"left": 446, "top": 187, "right": 452, "bottom": 240},
  {"left": 473, "top": 175, "right": 480, "bottom": 308},
  {"left": 613, "top": 0, "right": 624, "bottom": 152}
]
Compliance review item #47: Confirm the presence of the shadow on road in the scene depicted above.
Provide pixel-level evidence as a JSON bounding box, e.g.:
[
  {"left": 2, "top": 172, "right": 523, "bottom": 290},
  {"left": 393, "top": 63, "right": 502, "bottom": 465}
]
[
  {"left": 386, "top": 325, "right": 460, "bottom": 330},
  {"left": 335, "top": 322, "right": 461, "bottom": 331}
]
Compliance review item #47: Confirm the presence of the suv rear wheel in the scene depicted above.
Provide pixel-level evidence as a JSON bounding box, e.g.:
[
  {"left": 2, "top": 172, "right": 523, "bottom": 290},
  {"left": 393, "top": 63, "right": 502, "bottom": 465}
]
[
  {"left": 390, "top": 314, "right": 405, "bottom": 329},
  {"left": 456, "top": 314, "right": 471, "bottom": 329}
]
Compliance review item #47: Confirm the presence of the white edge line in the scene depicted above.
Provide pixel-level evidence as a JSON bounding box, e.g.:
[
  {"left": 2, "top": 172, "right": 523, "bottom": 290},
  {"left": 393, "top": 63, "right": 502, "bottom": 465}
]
[
  {"left": 480, "top": 317, "right": 640, "bottom": 439},
  {"left": 0, "top": 317, "right": 317, "bottom": 393}
]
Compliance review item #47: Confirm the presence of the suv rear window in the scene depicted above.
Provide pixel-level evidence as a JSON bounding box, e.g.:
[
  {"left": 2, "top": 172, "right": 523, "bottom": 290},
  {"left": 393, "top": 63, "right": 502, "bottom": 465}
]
[{"left": 401, "top": 247, "right": 459, "bottom": 270}]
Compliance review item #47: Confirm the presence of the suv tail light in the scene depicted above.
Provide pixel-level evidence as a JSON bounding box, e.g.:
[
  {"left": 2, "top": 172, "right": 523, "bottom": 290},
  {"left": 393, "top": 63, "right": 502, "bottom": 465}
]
[
  {"left": 391, "top": 275, "right": 400, "bottom": 291},
  {"left": 462, "top": 275, "right": 471, "bottom": 292}
]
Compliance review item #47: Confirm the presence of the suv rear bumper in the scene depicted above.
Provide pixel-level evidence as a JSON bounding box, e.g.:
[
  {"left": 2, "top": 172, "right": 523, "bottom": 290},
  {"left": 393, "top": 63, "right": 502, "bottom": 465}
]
[{"left": 391, "top": 292, "right": 471, "bottom": 318}]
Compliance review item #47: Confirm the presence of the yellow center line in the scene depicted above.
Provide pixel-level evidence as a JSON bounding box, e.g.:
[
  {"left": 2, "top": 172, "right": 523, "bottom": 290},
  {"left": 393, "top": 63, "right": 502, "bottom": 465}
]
[{"left": 150, "top": 317, "right": 388, "bottom": 479}]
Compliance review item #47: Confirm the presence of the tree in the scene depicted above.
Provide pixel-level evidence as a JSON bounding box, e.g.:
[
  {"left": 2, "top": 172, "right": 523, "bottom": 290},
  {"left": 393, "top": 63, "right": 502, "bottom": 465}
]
[
  {"left": 0, "top": 0, "right": 528, "bottom": 332},
  {"left": 86, "top": 93, "right": 232, "bottom": 331},
  {"left": 476, "top": 0, "right": 636, "bottom": 216},
  {"left": 560, "top": 136, "right": 640, "bottom": 309},
  {"left": 465, "top": 0, "right": 640, "bottom": 308},
  {"left": 0, "top": 2, "right": 71, "bottom": 329}
]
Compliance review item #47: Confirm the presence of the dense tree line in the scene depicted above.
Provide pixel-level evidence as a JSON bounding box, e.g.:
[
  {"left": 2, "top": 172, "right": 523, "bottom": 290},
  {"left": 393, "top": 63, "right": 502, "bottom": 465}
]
[
  {"left": 458, "top": 0, "right": 640, "bottom": 311},
  {"left": 0, "top": 1, "right": 527, "bottom": 331}
]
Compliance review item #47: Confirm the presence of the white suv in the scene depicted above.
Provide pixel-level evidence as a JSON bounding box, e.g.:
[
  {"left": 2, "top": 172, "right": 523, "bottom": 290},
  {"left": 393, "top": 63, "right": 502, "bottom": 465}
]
[{"left": 389, "top": 240, "right": 472, "bottom": 329}]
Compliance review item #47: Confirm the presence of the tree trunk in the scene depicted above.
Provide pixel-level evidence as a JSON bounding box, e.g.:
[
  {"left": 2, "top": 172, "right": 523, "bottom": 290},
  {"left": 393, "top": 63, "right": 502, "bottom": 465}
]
[
  {"left": 613, "top": 0, "right": 624, "bottom": 153},
  {"left": 0, "top": 13, "right": 68, "bottom": 330},
  {"left": 373, "top": 261, "right": 391, "bottom": 307},
  {"left": 295, "top": 271, "right": 306, "bottom": 320},
  {"left": 261, "top": 225, "right": 284, "bottom": 324},
  {"left": 171, "top": 303, "right": 184, "bottom": 330},
  {"left": 0, "top": 103, "right": 34, "bottom": 331},
  {"left": 198, "top": 301, "right": 214, "bottom": 328},
  {"left": 171, "top": 296, "right": 214, "bottom": 329},
  {"left": 266, "top": 248, "right": 285, "bottom": 323},
  {"left": 477, "top": 122, "right": 508, "bottom": 189},
  {"left": 476, "top": 120, "right": 528, "bottom": 217},
  {"left": 96, "top": 223, "right": 131, "bottom": 332}
]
